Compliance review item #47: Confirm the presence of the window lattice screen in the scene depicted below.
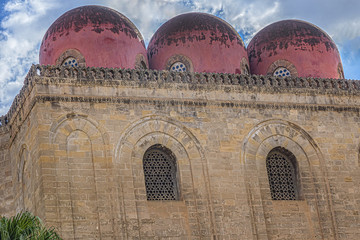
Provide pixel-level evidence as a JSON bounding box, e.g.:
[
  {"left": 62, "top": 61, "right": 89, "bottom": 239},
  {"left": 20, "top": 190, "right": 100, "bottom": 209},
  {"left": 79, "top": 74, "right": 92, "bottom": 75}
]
[
  {"left": 266, "top": 150, "right": 297, "bottom": 200},
  {"left": 143, "top": 146, "right": 178, "bottom": 200}
]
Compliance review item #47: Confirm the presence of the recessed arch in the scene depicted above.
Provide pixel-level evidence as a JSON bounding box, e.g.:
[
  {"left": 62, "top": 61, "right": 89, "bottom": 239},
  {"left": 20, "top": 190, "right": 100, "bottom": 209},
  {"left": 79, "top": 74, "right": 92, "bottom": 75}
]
[
  {"left": 337, "top": 62, "right": 344, "bottom": 79},
  {"left": 17, "top": 144, "right": 28, "bottom": 183},
  {"left": 165, "top": 55, "right": 194, "bottom": 72},
  {"left": 48, "top": 113, "right": 112, "bottom": 239},
  {"left": 50, "top": 113, "right": 109, "bottom": 146},
  {"left": 266, "top": 59, "right": 298, "bottom": 77},
  {"left": 17, "top": 144, "right": 34, "bottom": 212},
  {"left": 115, "top": 115, "right": 216, "bottom": 238},
  {"left": 240, "top": 57, "right": 250, "bottom": 75},
  {"left": 242, "top": 119, "right": 338, "bottom": 240},
  {"left": 135, "top": 54, "right": 148, "bottom": 69},
  {"left": 55, "top": 49, "right": 86, "bottom": 67}
]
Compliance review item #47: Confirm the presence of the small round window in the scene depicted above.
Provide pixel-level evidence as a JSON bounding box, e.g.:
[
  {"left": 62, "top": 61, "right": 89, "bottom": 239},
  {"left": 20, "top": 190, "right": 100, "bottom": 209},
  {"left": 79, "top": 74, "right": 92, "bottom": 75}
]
[
  {"left": 62, "top": 57, "right": 78, "bottom": 67},
  {"left": 273, "top": 67, "right": 290, "bottom": 77},
  {"left": 170, "top": 62, "right": 186, "bottom": 72}
]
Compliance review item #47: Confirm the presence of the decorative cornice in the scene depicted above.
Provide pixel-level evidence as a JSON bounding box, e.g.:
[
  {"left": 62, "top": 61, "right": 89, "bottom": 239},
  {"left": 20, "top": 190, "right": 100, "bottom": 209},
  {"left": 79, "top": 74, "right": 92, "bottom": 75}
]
[
  {"left": 34, "top": 95, "right": 360, "bottom": 113},
  {"left": 1, "top": 64, "right": 360, "bottom": 132}
]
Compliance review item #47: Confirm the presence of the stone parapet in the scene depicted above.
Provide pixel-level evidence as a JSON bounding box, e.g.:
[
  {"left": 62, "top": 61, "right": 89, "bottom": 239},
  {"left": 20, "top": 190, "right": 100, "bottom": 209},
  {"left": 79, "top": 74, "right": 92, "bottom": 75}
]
[{"left": 0, "top": 64, "right": 359, "bottom": 131}]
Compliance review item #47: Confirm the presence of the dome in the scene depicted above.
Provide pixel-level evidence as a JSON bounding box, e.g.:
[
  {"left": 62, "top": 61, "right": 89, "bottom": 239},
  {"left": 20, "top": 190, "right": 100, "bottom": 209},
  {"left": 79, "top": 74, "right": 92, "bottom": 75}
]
[
  {"left": 247, "top": 20, "right": 344, "bottom": 79},
  {"left": 147, "top": 13, "right": 249, "bottom": 74},
  {"left": 39, "top": 5, "right": 148, "bottom": 69}
]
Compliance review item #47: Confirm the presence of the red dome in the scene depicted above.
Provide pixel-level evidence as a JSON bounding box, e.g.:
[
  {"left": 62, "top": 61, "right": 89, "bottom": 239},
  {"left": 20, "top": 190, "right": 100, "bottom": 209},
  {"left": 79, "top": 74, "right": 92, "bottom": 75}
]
[
  {"left": 247, "top": 20, "right": 344, "bottom": 79},
  {"left": 147, "top": 13, "right": 249, "bottom": 74},
  {"left": 39, "top": 6, "right": 148, "bottom": 69}
]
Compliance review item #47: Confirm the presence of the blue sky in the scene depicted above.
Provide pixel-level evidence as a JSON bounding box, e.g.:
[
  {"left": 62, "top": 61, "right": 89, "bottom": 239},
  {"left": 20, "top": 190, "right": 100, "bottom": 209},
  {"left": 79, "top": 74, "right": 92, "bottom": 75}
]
[{"left": 0, "top": 0, "right": 360, "bottom": 115}]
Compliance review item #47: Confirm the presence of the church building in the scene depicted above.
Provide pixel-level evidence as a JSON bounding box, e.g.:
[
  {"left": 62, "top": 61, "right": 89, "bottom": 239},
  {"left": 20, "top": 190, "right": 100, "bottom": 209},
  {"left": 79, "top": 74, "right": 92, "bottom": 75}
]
[{"left": 0, "top": 5, "right": 359, "bottom": 239}]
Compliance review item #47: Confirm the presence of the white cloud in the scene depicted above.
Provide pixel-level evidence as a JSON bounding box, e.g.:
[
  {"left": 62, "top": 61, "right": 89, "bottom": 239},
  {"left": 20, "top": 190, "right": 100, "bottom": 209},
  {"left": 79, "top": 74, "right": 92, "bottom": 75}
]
[
  {"left": 1, "top": 0, "right": 360, "bottom": 115},
  {"left": 0, "top": 0, "right": 59, "bottom": 115},
  {"left": 103, "top": 0, "right": 191, "bottom": 44}
]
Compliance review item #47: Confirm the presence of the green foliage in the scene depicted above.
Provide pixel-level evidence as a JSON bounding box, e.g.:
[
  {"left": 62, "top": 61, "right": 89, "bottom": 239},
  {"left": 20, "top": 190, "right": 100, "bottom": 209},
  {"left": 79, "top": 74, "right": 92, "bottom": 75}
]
[{"left": 0, "top": 211, "right": 61, "bottom": 240}]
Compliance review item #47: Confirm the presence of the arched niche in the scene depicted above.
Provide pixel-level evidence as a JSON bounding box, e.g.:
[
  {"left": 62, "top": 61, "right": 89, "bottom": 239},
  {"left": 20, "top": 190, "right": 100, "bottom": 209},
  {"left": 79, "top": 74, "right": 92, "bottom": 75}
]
[
  {"left": 241, "top": 119, "right": 338, "bottom": 240},
  {"left": 114, "top": 115, "right": 216, "bottom": 238}
]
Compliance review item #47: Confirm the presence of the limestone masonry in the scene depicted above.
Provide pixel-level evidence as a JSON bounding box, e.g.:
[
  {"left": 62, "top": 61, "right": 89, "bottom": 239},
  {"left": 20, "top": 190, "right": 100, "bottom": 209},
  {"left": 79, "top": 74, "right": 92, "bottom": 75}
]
[{"left": 0, "top": 5, "right": 359, "bottom": 240}]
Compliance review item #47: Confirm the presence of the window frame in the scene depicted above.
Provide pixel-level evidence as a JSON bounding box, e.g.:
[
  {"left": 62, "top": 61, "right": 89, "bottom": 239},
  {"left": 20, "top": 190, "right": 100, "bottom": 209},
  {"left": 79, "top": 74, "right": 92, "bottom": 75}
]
[
  {"left": 266, "top": 59, "right": 298, "bottom": 77},
  {"left": 56, "top": 49, "right": 86, "bottom": 67},
  {"left": 142, "top": 144, "right": 180, "bottom": 201},
  {"left": 266, "top": 147, "right": 300, "bottom": 200},
  {"left": 165, "top": 54, "right": 193, "bottom": 72}
]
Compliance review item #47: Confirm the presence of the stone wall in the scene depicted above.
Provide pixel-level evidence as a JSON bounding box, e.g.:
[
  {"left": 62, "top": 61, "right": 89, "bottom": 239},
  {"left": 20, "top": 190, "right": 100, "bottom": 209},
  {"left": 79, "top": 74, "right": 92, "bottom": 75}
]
[
  {"left": 0, "top": 130, "right": 12, "bottom": 216},
  {"left": 1, "top": 65, "right": 360, "bottom": 239}
]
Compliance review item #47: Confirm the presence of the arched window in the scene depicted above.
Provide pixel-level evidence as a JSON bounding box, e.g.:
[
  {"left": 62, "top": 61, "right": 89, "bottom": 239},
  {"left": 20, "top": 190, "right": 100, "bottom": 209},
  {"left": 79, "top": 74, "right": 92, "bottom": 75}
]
[
  {"left": 266, "top": 147, "right": 299, "bottom": 200},
  {"left": 266, "top": 59, "right": 298, "bottom": 77},
  {"left": 273, "top": 67, "right": 291, "bottom": 77},
  {"left": 170, "top": 62, "right": 187, "bottom": 72},
  {"left": 143, "top": 145, "right": 179, "bottom": 200},
  {"left": 165, "top": 54, "right": 193, "bottom": 72},
  {"left": 62, "top": 57, "right": 78, "bottom": 67},
  {"left": 56, "top": 49, "right": 86, "bottom": 67}
]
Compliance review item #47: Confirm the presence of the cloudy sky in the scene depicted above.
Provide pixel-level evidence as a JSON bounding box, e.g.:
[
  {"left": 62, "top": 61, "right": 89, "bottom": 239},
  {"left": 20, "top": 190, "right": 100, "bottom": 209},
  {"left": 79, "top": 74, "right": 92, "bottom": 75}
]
[{"left": 0, "top": 0, "right": 360, "bottom": 115}]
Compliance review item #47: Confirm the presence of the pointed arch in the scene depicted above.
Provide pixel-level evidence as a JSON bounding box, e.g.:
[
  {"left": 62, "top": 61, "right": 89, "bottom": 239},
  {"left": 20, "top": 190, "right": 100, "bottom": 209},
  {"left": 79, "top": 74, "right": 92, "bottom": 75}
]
[
  {"left": 114, "top": 115, "right": 216, "bottom": 238},
  {"left": 242, "top": 119, "right": 338, "bottom": 240},
  {"left": 47, "top": 113, "right": 112, "bottom": 239}
]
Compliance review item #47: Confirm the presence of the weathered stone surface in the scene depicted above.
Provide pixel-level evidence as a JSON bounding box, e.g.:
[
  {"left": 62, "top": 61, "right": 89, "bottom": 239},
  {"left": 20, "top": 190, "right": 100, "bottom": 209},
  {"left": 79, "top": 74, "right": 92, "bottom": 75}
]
[{"left": 1, "top": 65, "right": 360, "bottom": 239}]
